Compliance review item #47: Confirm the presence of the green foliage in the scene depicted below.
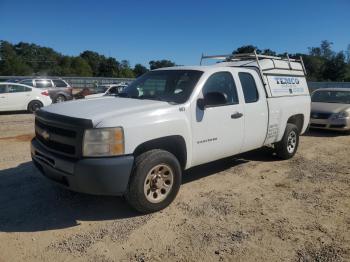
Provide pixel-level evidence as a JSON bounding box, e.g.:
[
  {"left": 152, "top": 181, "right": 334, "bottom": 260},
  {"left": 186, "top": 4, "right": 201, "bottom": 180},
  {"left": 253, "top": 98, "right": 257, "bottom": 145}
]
[
  {"left": 1, "top": 40, "right": 350, "bottom": 82},
  {"left": 233, "top": 45, "right": 260, "bottom": 54},
  {"left": 322, "top": 52, "right": 347, "bottom": 81},
  {"left": 231, "top": 40, "right": 350, "bottom": 82},
  {"left": 80, "top": 51, "right": 105, "bottom": 76},
  {"left": 149, "top": 60, "right": 176, "bottom": 70},
  {"left": 133, "top": 64, "right": 149, "bottom": 77},
  {"left": 0, "top": 40, "right": 138, "bottom": 78}
]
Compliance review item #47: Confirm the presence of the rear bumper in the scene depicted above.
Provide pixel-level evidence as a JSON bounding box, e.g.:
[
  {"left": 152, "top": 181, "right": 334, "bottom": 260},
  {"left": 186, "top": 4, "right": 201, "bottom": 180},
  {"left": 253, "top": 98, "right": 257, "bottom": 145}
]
[
  {"left": 31, "top": 138, "right": 134, "bottom": 196},
  {"left": 310, "top": 117, "right": 350, "bottom": 131}
]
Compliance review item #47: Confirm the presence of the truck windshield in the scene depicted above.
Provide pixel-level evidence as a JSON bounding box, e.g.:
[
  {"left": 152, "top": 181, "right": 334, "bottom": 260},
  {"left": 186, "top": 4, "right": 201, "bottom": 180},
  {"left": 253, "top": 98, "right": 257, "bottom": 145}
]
[
  {"left": 312, "top": 90, "right": 350, "bottom": 104},
  {"left": 119, "top": 70, "right": 203, "bottom": 104}
]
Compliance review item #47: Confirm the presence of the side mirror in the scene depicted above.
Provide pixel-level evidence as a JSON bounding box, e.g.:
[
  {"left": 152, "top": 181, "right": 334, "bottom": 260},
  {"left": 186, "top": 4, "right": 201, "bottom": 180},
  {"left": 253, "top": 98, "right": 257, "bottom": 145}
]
[
  {"left": 197, "top": 92, "right": 227, "bottom": 110},
  {"left": 197, "top": 98, "right": 205, "bottom": 110}
]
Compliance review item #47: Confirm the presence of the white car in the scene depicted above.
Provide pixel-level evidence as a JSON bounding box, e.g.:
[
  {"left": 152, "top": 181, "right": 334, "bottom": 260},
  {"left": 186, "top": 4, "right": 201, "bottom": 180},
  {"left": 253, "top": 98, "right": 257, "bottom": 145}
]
[
  {"left": 85, "top": 83, "right": 128, "bottom": 99},
  {"left": 31, "top": 52, "right": 310, "bottom": 213},
  {"left": 0, "top": 82, "right": 52, "bottom": 113}
]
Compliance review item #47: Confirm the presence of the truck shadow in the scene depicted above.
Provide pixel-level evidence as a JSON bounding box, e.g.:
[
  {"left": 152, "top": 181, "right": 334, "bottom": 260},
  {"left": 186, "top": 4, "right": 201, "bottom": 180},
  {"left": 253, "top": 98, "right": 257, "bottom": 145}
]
[
  {"left": 0, "top": 148, "right": 277, "bottom": 233},
  {"left": 183, "top": 147, "right": 277, "bottom": 184},
  {"left": 0, "top": 162, "right": 137, "bottom": 233}
]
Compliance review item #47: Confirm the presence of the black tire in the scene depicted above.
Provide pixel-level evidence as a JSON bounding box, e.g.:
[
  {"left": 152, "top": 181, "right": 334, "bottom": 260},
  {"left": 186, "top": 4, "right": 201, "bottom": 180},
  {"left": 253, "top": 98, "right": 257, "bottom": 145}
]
[
  {"left": 125, "top": 149, "right": 182, "bottom": 213},
  {"left": 54, "top": 94, "right": 66, "bottom": 103},
  {"left": 27, "top": 100, "right": 43, "bottom": 113},
  {"left": 275, "top": 123, "right": 299, "bottom": 160}
]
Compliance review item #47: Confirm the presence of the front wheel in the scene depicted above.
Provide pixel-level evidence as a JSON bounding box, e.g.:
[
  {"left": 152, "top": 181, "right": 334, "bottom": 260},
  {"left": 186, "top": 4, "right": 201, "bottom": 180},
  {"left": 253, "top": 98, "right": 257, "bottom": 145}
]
[
  {"left": 125, "top": 149, "right": 182, "bottom": 213},
  {"left": 275, "top": 123, "right": 299, "bottom": 160}
]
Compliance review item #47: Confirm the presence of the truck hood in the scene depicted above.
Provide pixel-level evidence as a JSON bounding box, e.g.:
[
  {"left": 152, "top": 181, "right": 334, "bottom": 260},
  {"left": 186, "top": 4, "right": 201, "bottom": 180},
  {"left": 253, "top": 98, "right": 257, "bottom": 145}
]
[
  {"left": 311, "top": 102, "right": 350, "bottom": 113},
  {"left": 42, "top": 97, "right": 171, "bottom": 125}
]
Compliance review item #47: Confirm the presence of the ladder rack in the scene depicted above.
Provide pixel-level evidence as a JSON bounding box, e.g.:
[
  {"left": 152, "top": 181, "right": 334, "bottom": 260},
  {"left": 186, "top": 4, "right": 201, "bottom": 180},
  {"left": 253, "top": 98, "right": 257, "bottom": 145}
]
[{"left": 200, "top": 50, "right": 307, "bottom": 76}]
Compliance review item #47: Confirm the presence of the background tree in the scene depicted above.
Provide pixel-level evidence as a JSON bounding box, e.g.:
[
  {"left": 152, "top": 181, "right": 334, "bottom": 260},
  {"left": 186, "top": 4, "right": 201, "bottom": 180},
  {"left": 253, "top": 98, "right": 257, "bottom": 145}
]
[
  {"left": 70, "top": 57, "right": 92, "bottom": 76},
  {"left": 1, "top": 39, "right": 350, "bottom": 82},
  {"left": 80, "top": 51, "right": 105, "bottom": 76},
  {"left": 149, "top": 60, "right": 176, "bottom": 70},
  {"left": 0, "top": 41, "right": 33, "bottom": 75},
  {"left": 98, "top": 57, "right": 120, "bottom": 77},
  {"left": 133, "top": 63, "right": 149, "bottom": 77},
  {"left": 322, "top": 52, "right": 347, "bottom": 81},
  {"left": 232, "top": 45, "right": 261, "bottom": 54},
  {"left": 119, "top": 60, "right": 135, "bottom": 78}
]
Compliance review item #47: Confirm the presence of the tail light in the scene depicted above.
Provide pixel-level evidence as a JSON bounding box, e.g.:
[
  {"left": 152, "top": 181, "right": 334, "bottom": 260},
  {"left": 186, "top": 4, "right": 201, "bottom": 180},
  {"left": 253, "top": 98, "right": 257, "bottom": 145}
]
[{"left": 41, "top": 91, "right": 49, "bottom": 96}]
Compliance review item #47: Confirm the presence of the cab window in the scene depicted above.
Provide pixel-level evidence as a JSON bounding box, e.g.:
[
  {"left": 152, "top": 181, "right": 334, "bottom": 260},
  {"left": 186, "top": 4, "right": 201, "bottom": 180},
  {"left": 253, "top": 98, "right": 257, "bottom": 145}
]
[
  {"left": 239, "top": 72, "right": 259, "bottom": 103},
  {"left": 202, "top": 71, "right": 238, "bottom": 105}
]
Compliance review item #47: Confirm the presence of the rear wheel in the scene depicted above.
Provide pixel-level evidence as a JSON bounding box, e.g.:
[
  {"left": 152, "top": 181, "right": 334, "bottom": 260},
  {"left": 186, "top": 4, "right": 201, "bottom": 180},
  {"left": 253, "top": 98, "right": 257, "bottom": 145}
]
[
  {"left": 54, "top": 95, "right": 66, "bottom": 103},
  {"left": 275, "top": 123, "right": 299, "bottom": 160},
  {"left": 125, "top": 149, "right": 182, "bottom": 213},
  {"left": 27, "top": 100, "right": 43, "bottom": 113}
]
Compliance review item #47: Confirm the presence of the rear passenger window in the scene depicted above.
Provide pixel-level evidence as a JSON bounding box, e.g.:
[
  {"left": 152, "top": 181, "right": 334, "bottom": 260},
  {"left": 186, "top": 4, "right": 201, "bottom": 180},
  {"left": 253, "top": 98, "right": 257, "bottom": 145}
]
[
  {"left": 203, "top": 72, "right": 238, "bottom": 105},
  {"left": 239, "top": 72, "right": 259, "bottom": 103},
  {"left": 53, "top": 79, "right": 68, "bottom": 87}
]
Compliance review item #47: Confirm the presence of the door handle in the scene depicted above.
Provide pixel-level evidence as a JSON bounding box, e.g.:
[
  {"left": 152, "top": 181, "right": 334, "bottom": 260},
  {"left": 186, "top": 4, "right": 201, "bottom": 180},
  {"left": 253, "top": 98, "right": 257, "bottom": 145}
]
[{"left": 231, "top": 112, "right": 243, "bottom": 119}]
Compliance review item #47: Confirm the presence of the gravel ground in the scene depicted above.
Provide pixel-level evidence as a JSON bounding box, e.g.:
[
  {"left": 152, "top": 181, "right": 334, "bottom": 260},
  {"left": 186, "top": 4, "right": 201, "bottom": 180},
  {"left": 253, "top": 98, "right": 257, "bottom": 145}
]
[{"left": 0, "top": 113, "right": 349, "bottom": 262}]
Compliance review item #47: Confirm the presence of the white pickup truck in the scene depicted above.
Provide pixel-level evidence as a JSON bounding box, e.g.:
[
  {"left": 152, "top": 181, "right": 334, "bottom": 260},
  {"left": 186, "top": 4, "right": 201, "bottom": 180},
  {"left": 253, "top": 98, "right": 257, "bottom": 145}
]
[{"left": 31, "top": 52, "right": 311, "bottom": 213}]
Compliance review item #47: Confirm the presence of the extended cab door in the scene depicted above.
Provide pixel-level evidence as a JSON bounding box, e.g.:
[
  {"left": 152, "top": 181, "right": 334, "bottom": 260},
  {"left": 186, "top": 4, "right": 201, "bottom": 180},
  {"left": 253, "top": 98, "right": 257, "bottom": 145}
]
[
  {"left": 237, "top": 70, "right": 268, "bottom": 152},
  {"left": 191, "top": 70, "right": 244, "bottom": 167}
]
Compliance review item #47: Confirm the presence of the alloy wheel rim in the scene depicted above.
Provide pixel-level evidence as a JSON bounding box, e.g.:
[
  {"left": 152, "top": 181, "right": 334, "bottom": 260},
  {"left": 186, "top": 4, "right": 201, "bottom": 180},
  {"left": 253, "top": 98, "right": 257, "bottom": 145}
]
[
  {"left": 287, "top": 131, "right": 297, "bottom": 153},
  {"left": 144, "top": 164, "right": 174, "bottom": 203},
  {"left": 32, "top": 103, "right": 40, "bottom": 111},
  {"left": 56, "top": 96, "right": 65, "bottom": 103}
]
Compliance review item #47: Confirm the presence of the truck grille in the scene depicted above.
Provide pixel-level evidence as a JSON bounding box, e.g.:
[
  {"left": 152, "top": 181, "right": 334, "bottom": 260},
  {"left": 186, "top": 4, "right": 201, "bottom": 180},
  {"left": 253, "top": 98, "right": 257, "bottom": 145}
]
[{"left": 34, "top": 110, "right": 93, "bottom": 158}]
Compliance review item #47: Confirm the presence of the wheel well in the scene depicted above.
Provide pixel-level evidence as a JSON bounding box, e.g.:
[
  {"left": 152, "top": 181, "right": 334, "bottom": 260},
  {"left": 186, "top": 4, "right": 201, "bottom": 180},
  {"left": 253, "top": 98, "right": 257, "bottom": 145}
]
[
  {"left": 55, "top": 93, "right": 67, "bottom": 98},
  {"left": 287, "top": 114, "right": 304, "bottom": 134},
  {"left": 133, "top": 136, "right": 187, "bottom": 169}
]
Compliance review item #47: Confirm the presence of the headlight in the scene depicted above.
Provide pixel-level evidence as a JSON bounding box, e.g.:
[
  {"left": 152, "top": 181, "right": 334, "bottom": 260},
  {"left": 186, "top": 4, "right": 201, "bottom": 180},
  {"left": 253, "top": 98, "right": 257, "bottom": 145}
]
[
  {"left": 83, "top": 127, "right": 124, "bottom": 157},
  {"left": 332, "top": 111, "right": 349, "bottom": 119}
]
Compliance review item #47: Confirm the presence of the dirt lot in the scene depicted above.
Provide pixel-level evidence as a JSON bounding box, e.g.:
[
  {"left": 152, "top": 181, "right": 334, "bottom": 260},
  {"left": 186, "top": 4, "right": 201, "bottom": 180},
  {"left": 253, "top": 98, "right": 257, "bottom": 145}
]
[{"left": 0, "top": 113, "right": 349, "bottom": 262}]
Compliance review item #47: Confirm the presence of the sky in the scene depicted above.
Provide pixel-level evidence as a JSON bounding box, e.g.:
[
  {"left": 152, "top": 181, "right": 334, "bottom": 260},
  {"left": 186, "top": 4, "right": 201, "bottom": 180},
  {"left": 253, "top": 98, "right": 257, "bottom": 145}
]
[{"left": 0, "top": 0, "right": 349, "bottom": 67}]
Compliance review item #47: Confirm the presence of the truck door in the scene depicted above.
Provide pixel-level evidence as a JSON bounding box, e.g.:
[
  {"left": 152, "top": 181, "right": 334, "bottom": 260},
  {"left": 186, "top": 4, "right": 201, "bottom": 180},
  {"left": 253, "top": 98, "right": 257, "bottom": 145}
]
[
  {"left": 191, "top": 71, "right": 244, "bottom": 167},
  {"left": 237, "top": 71, "right": 268, "bottom": 152}
]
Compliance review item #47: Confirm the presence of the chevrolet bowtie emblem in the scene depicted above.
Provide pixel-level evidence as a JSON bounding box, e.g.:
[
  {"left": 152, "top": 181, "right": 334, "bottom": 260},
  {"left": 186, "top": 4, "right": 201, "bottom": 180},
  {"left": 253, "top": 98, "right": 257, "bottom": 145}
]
[{"left": 41, "top": 130, "right": 50, "bottom": 140}]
